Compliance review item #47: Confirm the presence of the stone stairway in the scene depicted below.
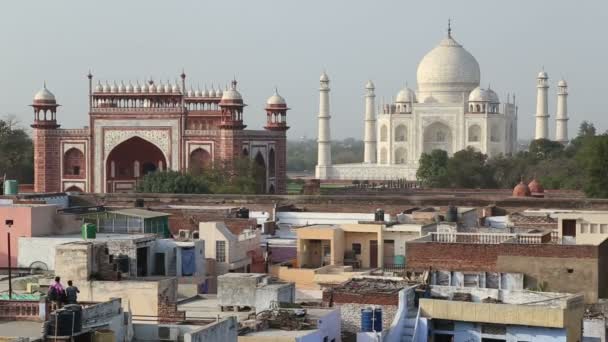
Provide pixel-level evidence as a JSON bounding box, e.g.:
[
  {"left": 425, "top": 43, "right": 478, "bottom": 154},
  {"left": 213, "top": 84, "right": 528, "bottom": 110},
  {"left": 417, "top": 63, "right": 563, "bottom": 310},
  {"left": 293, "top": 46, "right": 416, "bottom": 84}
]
[{"left": 401, "top": 308, "right": 418, "bottom": 342}]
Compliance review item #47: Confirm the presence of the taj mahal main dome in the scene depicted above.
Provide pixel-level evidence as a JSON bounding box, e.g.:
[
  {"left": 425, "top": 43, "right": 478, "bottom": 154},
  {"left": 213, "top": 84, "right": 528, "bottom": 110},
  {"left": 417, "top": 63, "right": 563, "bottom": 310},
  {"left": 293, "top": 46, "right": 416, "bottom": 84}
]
[{"left": 416, "top": 33, "right": 481, "bottom": 103}]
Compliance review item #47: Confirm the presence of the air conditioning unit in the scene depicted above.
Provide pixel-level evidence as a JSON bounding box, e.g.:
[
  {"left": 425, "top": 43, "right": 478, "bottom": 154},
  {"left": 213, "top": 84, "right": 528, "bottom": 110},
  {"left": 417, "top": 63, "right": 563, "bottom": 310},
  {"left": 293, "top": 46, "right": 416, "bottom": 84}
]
[
  {"left": 192, "top": 231, "right": 200, "bottom": 239},
  {"left": 178, "top": 229, "right": 190, "bottom": 239},
  {"left": 158, "top": 326, "right": 180, "bottom": 341}
]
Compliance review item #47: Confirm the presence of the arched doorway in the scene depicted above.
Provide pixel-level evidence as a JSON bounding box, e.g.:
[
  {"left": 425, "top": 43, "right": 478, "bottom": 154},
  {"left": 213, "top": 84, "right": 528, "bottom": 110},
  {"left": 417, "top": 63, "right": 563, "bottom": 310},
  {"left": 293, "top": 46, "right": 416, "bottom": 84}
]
[
  {"left": 65, "top": 185, "right": 83, "bottom": 192},
  {"left": 254, "top": 152, "right": 267, "bottom": 194},
  {"left": 423, "top": 122, "right": 453, "bottom": 154},
  {"left": 64, "top": 148, "right": 85, "bottom": 178},
  {"left": 106, "top": 136, "right": 167, "bottom": 192},
  {"left": 189, "top": 148, "right": 212, "bottom": 174}
]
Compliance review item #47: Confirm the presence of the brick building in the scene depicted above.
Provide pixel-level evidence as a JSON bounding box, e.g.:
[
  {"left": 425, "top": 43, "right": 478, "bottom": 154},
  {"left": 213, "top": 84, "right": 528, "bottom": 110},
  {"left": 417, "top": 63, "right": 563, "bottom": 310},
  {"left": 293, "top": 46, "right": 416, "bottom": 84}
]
[{"left": 31, "top": 73, "right": 288, "bottom": 194}]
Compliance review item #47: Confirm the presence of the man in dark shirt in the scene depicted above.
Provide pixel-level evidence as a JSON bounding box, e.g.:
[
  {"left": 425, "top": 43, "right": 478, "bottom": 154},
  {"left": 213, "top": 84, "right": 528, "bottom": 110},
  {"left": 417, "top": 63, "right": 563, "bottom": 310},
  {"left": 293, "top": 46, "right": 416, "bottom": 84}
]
[{"left": 65, "top": 280, "right": 80, "bottom": 304}]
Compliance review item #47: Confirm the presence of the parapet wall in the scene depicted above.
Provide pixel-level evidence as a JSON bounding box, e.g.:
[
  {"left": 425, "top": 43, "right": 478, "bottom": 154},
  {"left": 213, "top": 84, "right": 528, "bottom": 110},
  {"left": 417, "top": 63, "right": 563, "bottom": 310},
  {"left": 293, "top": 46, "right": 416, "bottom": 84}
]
[{"left": 73, "top": 192, "right": 608, "bottom": 215}]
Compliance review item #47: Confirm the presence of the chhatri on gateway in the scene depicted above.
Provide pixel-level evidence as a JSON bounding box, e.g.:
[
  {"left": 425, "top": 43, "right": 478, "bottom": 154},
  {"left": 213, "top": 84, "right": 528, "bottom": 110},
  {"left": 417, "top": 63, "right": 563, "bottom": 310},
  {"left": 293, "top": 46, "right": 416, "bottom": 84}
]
[{"left": 315, "top": 24, "right": 570, "bottom": 181}]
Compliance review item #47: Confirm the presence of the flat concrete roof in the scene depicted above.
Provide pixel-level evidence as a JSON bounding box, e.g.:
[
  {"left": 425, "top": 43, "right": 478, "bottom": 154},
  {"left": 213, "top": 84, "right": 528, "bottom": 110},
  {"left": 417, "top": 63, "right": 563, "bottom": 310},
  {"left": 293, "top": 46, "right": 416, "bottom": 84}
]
[
  {"left": 0, "top": 321, "right": 43, "bottom": 339},
  {"left": 23, "top": 233, "right": 155, "bottom": 241}
]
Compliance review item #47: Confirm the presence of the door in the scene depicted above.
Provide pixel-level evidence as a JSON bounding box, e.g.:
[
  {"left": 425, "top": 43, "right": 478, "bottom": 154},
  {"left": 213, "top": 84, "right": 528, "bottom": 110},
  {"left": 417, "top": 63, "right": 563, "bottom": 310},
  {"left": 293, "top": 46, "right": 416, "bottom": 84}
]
[
  {"left": 137, "top": 247, "right": 149, "bottom": 277},
  {"left": 370, "top": 240, "right": 378, "bottom": 268},
  {"left": 383, "top": 240, "right": 395, "bottom": 266},
  {"left": 563, "top": 219, "right": 577, "bottom": 237}
]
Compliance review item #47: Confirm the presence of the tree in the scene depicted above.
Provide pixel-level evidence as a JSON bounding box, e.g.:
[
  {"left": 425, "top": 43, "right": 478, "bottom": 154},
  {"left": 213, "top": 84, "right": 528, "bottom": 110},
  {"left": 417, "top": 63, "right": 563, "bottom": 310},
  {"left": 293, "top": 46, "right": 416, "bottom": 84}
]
[
  {"left": 578, "top": 121, "right": 596, "bottom": 137},
  {"left": 578, "top": 135, "right": 608, "bottom": 198},
  {"left": 447, "top": 147, "right": 495, "bottom": 188},
  {"left": 416, "top": 149, "right": 449, "bottom": 187},
  {"left": 529, "top": 139, "right": 564, "bottom": 159},
  {"left": 0, "top": 117, "right": 34, "bottom": 183}
]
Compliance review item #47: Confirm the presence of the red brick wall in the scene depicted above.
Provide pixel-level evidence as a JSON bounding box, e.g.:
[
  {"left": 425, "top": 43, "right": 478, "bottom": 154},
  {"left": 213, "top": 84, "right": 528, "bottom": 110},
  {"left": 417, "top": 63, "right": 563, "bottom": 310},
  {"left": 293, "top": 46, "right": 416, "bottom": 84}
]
[
  {"left": 406, "top": 242, "right": 599, "bottom": 272},
  {"left": 33, "top": 129, "right": 61, "bottom": 193}
]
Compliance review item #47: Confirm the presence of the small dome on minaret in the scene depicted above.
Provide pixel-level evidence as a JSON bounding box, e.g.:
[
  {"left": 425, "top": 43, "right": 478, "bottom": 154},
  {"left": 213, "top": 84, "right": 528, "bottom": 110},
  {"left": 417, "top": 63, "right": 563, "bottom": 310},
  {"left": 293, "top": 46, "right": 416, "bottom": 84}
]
[
  {"left": 320, "top": 71, "right": 329, "bottom": 82},
  {"left": 33, "top": 84, "right": 56, "bottom": 104},
  {"left": 266, "top": 89, "right": 286, "bottom": 106}
]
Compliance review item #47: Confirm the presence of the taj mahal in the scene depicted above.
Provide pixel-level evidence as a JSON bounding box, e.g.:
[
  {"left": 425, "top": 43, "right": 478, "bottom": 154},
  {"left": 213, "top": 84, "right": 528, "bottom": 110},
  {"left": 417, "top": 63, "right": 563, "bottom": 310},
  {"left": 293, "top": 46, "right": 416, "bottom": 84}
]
[{"left": 315, "top": 24, "right": 570, "bottom": 181}]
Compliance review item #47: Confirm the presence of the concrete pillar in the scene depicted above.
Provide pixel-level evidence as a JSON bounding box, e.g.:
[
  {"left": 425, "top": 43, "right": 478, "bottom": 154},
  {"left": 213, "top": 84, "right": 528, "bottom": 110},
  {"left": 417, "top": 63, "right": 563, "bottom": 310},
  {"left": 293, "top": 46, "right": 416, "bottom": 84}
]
[
  {"left": 534, "top": 70, "right": 550, "bottom": 140},
  {"left": 555, "top": 79, "right": 569, "bottom": 144},
  {"left": 315, "top": 72, "right": 332, "bottom": 179},
  {"left": 364, "top": 81, "right": 377, "bottom": 163}
]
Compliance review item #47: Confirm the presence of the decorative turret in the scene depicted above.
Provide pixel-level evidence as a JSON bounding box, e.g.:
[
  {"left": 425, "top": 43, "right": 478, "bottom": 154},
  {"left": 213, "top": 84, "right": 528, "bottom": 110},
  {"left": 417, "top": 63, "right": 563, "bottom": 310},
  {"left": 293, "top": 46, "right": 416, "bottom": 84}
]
[
  {"left": 218, "top": 79, "right": 246, "bottom": 130},
  {"left": 264, "top": 89, "right": 289, "bottom": 131},
  {"left": 31, "top": 83, "right": 60, "bottom": 129},
  {"left": 534, "top": 70, "right": 550, "bottom": 140}
]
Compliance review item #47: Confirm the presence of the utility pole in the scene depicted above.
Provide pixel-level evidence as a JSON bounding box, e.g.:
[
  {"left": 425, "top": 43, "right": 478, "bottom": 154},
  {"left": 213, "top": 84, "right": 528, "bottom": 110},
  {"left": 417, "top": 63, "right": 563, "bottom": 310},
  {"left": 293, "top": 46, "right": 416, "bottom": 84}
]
[{"left": 5, "top": 219, "right": 13, "bottom": 299}]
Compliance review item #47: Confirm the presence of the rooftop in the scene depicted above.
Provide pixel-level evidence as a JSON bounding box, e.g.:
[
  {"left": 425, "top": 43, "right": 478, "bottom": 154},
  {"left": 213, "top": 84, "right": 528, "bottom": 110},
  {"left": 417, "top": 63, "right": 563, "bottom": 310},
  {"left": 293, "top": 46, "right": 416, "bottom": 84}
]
[{"left": 110, "top": 208, "right": 170, "bottom": 218}]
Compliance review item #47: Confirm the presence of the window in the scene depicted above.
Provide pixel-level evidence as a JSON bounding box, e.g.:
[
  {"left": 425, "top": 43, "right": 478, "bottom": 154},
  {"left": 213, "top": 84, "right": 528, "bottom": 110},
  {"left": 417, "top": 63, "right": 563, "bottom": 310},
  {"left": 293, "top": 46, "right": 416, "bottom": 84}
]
[
  {"left": 601, "top": 224, "right": 608, "bottom": 234},
  {"left": 581, "top": 223, "right": 589, "bottom": 234},
  {"left": 352, "top": 243, "right": 362, "bottom": 255},
  {"left": 591, "top": 224, "right": 598, "bottom": 234},
  {"left": 72, "top": 166, "right": 80, "bottom": 175},
  {"left": 216, "top": 241, "right": 226, "bottom": 262},
  {"left": 481, "top": 323, "right": 506, "bottom": 335}
]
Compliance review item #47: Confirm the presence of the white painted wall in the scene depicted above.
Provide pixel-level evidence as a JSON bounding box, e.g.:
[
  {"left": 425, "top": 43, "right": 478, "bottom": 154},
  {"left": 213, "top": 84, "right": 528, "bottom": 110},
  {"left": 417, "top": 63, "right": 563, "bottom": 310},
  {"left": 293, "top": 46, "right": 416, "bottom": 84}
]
[
  {"left": 18, "top": 236, "right": 82, "bottom": 269},
  {"left": 276, "top": 212, "right": 391, "bottom": 226}
]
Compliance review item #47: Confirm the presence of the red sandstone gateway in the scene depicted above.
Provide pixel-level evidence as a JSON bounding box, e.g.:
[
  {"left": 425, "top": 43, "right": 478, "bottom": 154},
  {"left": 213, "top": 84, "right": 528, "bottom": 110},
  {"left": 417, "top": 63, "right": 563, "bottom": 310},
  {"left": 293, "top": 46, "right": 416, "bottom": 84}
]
[{"left": 30, "top": 73, "right": 288, "bottom": 194}]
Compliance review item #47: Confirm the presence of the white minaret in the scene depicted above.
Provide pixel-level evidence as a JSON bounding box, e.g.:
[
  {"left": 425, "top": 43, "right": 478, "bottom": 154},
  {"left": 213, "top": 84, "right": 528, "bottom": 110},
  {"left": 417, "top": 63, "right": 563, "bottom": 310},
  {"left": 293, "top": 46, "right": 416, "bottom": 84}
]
[
  {"left": 534, "top": 70, "right": 550, "bottom": 140},
  {"left": 315, "top": 72, "right": 332, "bottom": 179},
  {"left": 555, "top": 79, "right": 569, "bottom": 144},
  {"left": 364, "top": 80, "right": 377, "bottom": 163}
]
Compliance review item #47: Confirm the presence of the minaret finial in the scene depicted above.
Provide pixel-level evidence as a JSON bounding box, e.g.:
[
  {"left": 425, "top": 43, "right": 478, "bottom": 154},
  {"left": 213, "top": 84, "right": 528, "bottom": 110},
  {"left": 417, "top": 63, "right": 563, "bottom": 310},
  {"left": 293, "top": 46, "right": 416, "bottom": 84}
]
[
  {"left": 43, "top": 80, "right": 47, "bottom": 88},
  {"left": 447, "top": 18, "right": 452, "bottom": 38}
]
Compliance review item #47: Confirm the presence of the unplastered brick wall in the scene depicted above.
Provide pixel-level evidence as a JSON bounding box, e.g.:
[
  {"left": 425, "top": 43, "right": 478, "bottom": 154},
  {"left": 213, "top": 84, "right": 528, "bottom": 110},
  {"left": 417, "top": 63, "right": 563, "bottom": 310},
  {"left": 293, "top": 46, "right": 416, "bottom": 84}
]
[
  {"left": 406, "top": 241, "right": 599, "bottom": 272},
  {"left": 322, "top": 289, "right": 400, "bottom": 334},
  {"left": 157, "top": 281, "right": 185, "bottom": 323},
  {"left": 335, "top": 303, "right": 397, "bottom": 334}
]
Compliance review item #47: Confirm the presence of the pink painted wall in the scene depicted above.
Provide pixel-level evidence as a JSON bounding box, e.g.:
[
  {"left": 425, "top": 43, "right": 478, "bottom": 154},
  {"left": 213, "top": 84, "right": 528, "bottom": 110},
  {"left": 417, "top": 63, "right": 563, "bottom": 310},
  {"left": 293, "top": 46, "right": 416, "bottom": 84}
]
[{"left": 0, "top": 205, "right": 81, "bottom": 268}]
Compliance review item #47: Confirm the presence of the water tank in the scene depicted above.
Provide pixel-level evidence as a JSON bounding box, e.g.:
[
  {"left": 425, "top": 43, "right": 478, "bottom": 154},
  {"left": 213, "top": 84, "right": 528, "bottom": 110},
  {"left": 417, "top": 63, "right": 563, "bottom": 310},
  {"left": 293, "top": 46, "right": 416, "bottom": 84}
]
[
  {"left": 81, "top": 223, "right": 96, "bottom": 240},
  {"left": 374, "top": 209, "right": 385, "bottom": 222},
  {"left": 446, "top": 205, "right": 457, "bottom": 222},
  {"left": 373, "top": 308, "right": 383, "bottom": 332},
  {"left": 3, "top": 180, "right": 18, "bottom": 195},
  {"left": 361, "top": 308, "right": 373, "bottom": 332},
  {"left": 236, "top": 207, "right": 250, "bottom": 219},
  {"left": 48, "top": 305, "right": 82, "bottom": 336},
  {"left": 394, "top": 255, "right": 406, "bottom": 266},
  {"left": 93, "top": 329, "right": 116, "bottom": 342}
]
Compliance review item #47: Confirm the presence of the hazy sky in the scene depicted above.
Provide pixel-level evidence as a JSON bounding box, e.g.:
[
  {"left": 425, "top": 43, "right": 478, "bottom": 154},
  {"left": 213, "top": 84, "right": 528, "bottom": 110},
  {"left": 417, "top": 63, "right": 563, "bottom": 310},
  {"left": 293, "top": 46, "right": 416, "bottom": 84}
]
[{"left": 0, "top": 1, "right": 606, "bottom": 140}]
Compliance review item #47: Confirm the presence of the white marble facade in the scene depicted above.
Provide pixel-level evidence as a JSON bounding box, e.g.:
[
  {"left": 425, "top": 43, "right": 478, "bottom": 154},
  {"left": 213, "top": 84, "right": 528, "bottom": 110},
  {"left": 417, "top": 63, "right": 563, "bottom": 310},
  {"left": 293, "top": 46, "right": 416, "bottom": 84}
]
[{"left": 316, "top": 27, "right": 519, "bottom": 181}]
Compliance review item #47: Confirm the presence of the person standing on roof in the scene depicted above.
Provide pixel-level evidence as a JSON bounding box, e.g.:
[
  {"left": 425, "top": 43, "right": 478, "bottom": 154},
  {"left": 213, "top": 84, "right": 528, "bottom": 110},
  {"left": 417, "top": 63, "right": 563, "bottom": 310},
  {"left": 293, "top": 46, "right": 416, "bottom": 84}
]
[
  {"left": 48, "top": 276, "right": 65, "bottom": 308},
  {"left": 65, "top": 280, "right": 80, "bottom": 304}
]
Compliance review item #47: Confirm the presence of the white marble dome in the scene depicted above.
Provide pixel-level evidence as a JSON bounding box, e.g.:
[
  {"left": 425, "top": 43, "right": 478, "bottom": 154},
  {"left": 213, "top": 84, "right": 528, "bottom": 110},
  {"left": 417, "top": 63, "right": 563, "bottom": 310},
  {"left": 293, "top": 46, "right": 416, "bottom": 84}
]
[
  {"left": 267, "top": 90, "right": 286, "bottom": 105},
  {"left": 34, "top": 85, "right": 56, "bottom": 102},
  {"left": 222, "top": 82, "right": 242, "bottom": 101},
  {"left": 417, "top": 35, "right": 480, "bottom": 96},
  {"left": 366, "top": 80, "right": 375, "bottom": 89},
  {"left": 468, "top": 86, "right": 489, "bottom": 102},
  {"left": 395, "top": 87, "right": 416, "bottom": 103},
  {"left": 538, "top": 71, "right": 548, "bottom": 79},
  {"left": 558, "top": 79, "right": 567, "bottom": 87},
  {"left": 486, "top": 88, "right": 499, "bottom": 103}
]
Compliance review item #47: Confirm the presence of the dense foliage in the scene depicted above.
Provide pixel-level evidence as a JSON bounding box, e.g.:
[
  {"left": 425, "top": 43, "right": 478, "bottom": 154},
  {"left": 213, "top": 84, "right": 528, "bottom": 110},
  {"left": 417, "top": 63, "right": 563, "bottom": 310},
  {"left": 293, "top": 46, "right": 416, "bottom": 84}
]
[
  {"left": 0, "top": 117, "right": 34, "bottom": 183},
  {"left": 137, "top": 158, "right": 264, "bottom": 194},
  {"left": 417, "top": 121, "right": 608, "bottom": 198},
  {"left": 287, "top": 138, "right": 363, "bottom": 172}
]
